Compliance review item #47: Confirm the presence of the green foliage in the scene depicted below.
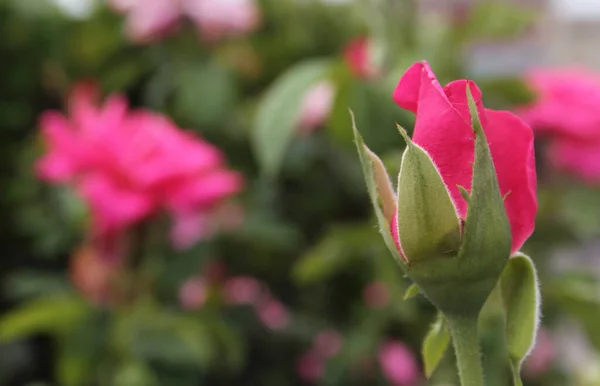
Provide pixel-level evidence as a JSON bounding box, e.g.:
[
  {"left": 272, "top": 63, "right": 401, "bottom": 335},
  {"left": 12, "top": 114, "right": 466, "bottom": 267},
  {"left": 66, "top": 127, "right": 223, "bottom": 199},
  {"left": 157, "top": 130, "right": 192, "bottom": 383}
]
[
  {"left": 422, "top": 313, "right": 451, "bottom": 378},
  {"left": 252, "top": 59, "right": 332, "bottom": 177}
]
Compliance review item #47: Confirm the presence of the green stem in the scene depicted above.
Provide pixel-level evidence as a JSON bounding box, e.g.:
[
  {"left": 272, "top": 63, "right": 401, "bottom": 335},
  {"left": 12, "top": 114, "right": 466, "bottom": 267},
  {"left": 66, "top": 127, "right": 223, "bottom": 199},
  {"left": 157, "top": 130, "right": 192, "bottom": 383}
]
[
  {"left": 510, "top": 363, "right": 523, "bottom": 386},
  {"left": 447, "top": 315, "right": 485, "bottom": 386}
]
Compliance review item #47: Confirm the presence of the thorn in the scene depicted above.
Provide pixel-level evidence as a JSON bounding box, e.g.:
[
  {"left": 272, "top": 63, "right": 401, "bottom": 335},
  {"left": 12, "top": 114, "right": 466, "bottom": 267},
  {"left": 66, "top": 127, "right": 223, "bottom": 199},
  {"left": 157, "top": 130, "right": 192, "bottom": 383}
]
[{"left": 503, "top": 190, "right": 512, "bottom": 201}]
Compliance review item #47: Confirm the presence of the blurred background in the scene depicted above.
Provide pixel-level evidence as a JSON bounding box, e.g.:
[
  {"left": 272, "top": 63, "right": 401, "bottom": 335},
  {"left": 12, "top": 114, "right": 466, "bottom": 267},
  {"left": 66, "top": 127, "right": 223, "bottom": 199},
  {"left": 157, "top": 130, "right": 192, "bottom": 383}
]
[{"left": 3, "top": 0, "right": 600, "bottom": 385}]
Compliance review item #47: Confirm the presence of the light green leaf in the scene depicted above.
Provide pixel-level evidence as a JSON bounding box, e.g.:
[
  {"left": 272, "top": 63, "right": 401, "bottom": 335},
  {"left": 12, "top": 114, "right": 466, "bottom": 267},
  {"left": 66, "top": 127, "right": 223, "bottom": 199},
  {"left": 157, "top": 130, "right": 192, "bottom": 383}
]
[
  {"left": 422, "top": 313, "right": 451, "bottom": 378},
  {"left": 253, "top": 59, "right": 332, "bottom": 177},
  {"left": 0, "top": 295, "right": 90, "bottom": 342},
  {"left": 403, "top": 283, "right": 420, "bottom": 301},
  {"left": 396, "top": 125, "right": 461, "bottom": 262},
  {"left": 501, "top": 253, "right": 540, "bottom": 385},
  {"left": 351, "top": 113, "right": 406, "bottom": 270}
]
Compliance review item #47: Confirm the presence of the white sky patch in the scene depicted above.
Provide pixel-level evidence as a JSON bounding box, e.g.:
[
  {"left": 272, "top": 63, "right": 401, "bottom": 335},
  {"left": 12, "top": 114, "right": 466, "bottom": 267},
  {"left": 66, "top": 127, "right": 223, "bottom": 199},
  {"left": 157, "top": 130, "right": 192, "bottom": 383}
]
[
  {"left": 49, "top": 0, "right": 97, "bottom": 19},
  {"left": 552, "top": 0, "right": 600, "bottom": 21}
]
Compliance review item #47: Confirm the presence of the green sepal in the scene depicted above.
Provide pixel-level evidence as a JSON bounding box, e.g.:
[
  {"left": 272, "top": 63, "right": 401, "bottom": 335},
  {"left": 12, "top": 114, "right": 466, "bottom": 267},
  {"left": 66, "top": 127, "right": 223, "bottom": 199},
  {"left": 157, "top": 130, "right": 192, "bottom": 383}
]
[
  {"left": 403, "top": 283, "right": 420, "bottom": 301},
  {"left": 351, "top": 112, "right": 406, "bottom": 270},
  {"left": 501, "top": 252, "right": 540, "bottom": 386},
  {"left": 396, "top": 124, "right": 462, "bottom": 262},
  {"left": 422, "top": 312, "right": 451, "bottom": 378},
  {"left": 407, "top": 87, "right": 511, "bottom": 318}
]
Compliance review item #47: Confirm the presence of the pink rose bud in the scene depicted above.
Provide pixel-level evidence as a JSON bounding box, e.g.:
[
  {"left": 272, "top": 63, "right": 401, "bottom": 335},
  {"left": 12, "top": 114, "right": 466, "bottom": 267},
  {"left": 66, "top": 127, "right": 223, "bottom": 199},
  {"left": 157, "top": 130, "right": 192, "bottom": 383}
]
[
  {"left": 343, "top": 37, "right": 378, "bottom": 80},
  {"left": 363, "top": 281, "right": 390, "bottom": 309},
  {"left": 179, "top": 276, "right": 207, "bottom": 310},
  {"left": 298, "top": 81, "right": 336, "bottom": 134},
  {"left": 390, "top": 61, "right": 537, "bottom": 259},
  {"left": 224, "top": 276, "right": 262, "bottom": 305},
  {"left": 378, "top": 341, "right": 420, "bottom": 386},
  {"left": 256, "top": 299, "right": 290, "bottom": 331},
  {"left": 296, "top": 350, "right": 324, "bottom": 383},
  {"left": 314, "top": 329, "right": 343, "bottom": 359}
]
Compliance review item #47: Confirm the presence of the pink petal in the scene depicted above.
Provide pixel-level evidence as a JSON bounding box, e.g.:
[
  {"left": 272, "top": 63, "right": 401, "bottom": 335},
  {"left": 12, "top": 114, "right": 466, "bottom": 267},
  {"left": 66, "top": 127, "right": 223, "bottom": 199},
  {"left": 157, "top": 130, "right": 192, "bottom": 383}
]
[
  {"left": 343, "top": 38, "right": 376, "bottom": 79},
  {"left": 298, "top": 81, "right": 336, "bottom": 134},
  {"left": 296, "top": 351, "right": 324, "bottom": 382},
  {"left": 179, "top": 276, "right": 207, "bottom": 310},
  {"left": 379, "top": 341, "right": 420, "bottom": 386},
  {"left": 256, "top": 299, "right": 290, "bottom": 331},
  {"left": 314, "top": 330, "right": 343, "bottom": 359},
  {"left": 224, "top": 276, "right": 262, "bottom": 305},
  {"left": 170, "top": 211, "right": 211, "bottom": 251},
  {"left": 78, "top": 174, "right": 155, "bottom": 236}
]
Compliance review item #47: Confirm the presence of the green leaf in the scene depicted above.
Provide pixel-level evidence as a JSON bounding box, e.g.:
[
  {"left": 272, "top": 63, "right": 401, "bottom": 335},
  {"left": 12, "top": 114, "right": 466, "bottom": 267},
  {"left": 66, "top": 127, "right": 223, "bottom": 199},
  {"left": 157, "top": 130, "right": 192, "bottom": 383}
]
[
  {"left": 293, "top": 224, "right": 374, "bottom": 284},
  {"left": 422, "top": 313, "right": 451, "bottom": 378},
  {"left": 173, "top": 61, "right": 236, "bottom": 127},
  {"left": 252, "top": 59, "right": 332, "bottom": 177},
  {"left": 351, "top": 113, "right": 406, "bottom": 270},
  {"left": 396, "top": 125, "right": 462, "bottom": 262},
  {"left": 0, "top": 295, "right": 90, "bottom": 342},
  {"left": 403, "top": 283, "right": 420, "bottom": 301},
  {"left": 501, "top": 253, "right": 540, "bottom": 384}
]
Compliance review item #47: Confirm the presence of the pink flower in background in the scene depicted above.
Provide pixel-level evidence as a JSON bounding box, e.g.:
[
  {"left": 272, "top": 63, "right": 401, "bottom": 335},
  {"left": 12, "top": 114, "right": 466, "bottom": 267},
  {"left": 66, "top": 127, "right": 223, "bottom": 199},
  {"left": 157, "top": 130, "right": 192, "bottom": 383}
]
[
  {"left": 298, "top": 81, "right": 336, "bottom": 134},
  {"left": 224, "top": 276, "right": 262, "bottom": 305},
  {"left": 109, "top": 0, "right": 260, "bottom": 44},
  {"left": 344, "top": 37, "right": 378, "bottom": 79},
  {"left": 518, "top": 67, "right": 600, "bottom": 140},
  {"left": 297, "top": 350, "right": 324, "bottom": 383},
  {"left": 184, "top": 0, "right": 261, "bottom": 43},
  {"left": 523, "top": 328, "right": 556, "bottom": 377},
  {"left": 36, "top": 82, "right": 243, "bottom": 252},
  {"left": 547, "top": 139, "right": 600, "bottom": 183},
  {"left": 179, "top": 276, "right": 208, "bottom": 310},
  {"left": 378, "top": 341, "right": 420, "bottom": 386},
  {"left": 256, "top": 298, "right": 291, "bottom": 330},
  {"left": 363, "top": 281, "right": 390, "bottom": 309},
  {"left": 314, "top": 329, "right": 343, "bottom": 359},
  {"left": 70, "top": 243, "right": 123, "bottom": 305}
]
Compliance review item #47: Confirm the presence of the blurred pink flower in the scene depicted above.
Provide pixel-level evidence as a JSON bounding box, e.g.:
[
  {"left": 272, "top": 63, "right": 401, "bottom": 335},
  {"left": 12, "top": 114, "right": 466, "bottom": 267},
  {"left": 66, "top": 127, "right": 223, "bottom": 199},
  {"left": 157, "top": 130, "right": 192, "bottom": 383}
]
[
  {"left": 547, "top": 139, "right": 600, "bottom": 183},
  {"left": 179, "top": 276, "right": 207, "bottom": 310},
  {"left": 378, "top": 341, "right": 420, "bottom": 386},
  {"left": 224, "top": 276, "right": 262, "bottom": 305},
  {"left": 523, "top": 328, "right": 556, "bottom": 377},
  {"left": 363, "top": 281, "right": 390, "bottom": 309},
  {"left": 298, "top": 81, "right": 336, "bottom": 134},
  {"left": 518, "top": 67, "right": 600, "bottom": 140},
  {"left": 36, "top": 82, "right": 243, "bottom": 251},
  {"left": 517, "top": 67, "right": 600, "bottom": 183},
  {"left": 314, "top": 329, "right": 343, "bottom": 359},
  {"left": 297, "top": 350, "right": 324, "bottom": 383},
  {"left": 109, "top": 0, "right": 260, "bottom": 44},
  {"left": 184, "top": 0, "right": 261, "bottom": 43},
  {"left": 256, "top": 299, "right": 291, "bottom": 331},
  {"left": 343, "top": 37, "right": 377, "bottom": 80},
  {"left": 70, "top": 243, "right": 123, "bottom": 306}
]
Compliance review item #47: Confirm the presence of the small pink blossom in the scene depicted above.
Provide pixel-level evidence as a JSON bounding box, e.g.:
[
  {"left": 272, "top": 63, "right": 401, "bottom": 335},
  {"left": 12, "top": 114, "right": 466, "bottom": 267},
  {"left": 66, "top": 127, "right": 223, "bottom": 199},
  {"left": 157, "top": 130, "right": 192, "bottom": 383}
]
[
  {"left": 314, "top": 329, "right": 343, "bottom": 359},
  {"left": 36, "top": 82, "right": 243, "bottom": 252},
  {"left": 524, "top": 328, "right": 556, "bottom": 377},
  {"left": 363, "top": 281, "right": 390, "bottom": 309},
  {"left": 109, "top": 0, "right": 261, "bottom": 44},
  {"left": 343, "top": 37, "right": 378, "bottom": 80},
  {"left": 256, "top": 299, "right": 290, "bottom": 331},
  {"left": 179, "top": 276, "right": 207, "bottom": 310},
  {"left": 298, "top": 81, "right": 336, "bottom": 134},
  {"left": 224, "top": 276, "right": 262, "bottom": 305},
  {"left": 297, "top": 350, "right": 324, "bottom": 383},
  {"left": 378, "top": 341, "right": 420, "bottom": 386}
]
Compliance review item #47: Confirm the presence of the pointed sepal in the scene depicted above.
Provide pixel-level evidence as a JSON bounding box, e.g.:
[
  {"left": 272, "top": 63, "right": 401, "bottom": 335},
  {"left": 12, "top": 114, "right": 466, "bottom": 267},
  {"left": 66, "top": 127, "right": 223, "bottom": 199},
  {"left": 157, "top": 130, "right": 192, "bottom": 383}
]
[{"left": 351, "top": 111, "right": 406, "bottom": 269}]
